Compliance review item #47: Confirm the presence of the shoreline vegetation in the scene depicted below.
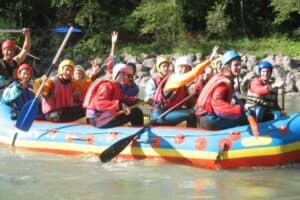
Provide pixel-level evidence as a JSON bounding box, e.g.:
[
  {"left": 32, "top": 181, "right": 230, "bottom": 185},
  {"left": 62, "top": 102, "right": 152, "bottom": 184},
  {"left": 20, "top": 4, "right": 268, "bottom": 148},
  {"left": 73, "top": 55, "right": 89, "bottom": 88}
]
[{"left": 120, "top": 35, "right": 300, "bottom": 59}]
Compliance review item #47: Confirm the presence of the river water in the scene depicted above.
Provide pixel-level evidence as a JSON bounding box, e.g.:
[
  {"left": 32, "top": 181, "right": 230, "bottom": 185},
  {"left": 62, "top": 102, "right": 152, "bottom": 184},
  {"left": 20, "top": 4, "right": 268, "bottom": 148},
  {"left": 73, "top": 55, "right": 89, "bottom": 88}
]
[{"left": 0, "top": 95, "right": 300, "bottom": 200}]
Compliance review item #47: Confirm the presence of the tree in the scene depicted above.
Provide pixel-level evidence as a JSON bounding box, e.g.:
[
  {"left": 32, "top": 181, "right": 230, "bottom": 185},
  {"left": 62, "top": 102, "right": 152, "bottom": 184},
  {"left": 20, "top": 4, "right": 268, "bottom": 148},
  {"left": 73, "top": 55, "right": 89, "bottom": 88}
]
[
  {"left": 131, "top": 0, "right": 185, "bottom": 43},
  {"left": 271, "top": 0, "right": 300, "bottom": 24},
  {"left": 206, "top": 0, "right": 231, "bottom": 38}
]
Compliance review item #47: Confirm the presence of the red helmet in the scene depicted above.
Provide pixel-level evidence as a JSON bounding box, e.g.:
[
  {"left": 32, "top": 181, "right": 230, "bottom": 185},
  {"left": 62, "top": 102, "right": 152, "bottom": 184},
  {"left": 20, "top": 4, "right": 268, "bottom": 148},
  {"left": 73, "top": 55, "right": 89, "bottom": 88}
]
[
  {"left": 2, "top": 39, "right": 16, "bottom": 51},
  {"left": 17, "top": 63, "right": 33, "bottom": 79}
]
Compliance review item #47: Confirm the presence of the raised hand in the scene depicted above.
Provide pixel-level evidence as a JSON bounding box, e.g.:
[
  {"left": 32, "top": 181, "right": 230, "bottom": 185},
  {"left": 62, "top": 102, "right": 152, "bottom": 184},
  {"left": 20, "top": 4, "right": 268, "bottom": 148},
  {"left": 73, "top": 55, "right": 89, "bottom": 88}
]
[
  {"left": 209, "top": 45, "right": 219, "bottom": 61},
  {"left": 111, "top": 31, "right": 118, "bottom": 44},
  {"left": 22, "top": 28, "right": 30, "bottom": 35}
]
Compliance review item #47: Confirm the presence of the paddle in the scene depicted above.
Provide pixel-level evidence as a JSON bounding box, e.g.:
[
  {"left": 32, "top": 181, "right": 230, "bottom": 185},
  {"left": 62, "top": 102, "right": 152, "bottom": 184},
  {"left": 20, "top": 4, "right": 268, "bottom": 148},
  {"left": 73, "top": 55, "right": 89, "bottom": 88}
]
[
  {"left": 16, "top": 26, "right": 74, "bottom": 131},
  {"left": 236, "top": 75, "right": 259, "bottom": 137},
  {"left": 245, "top": 111, "right": 259, "bottom": 137},
  {"left": 50, "top": 27, "right": 81, "bottom": 33},
  {"left": 100, "top": 93, "right": 196, "bottom": 163},
  {"left": 0, "top": 28, "right": 81, "bottom": 34},
  {"left": 96, "top": 101, "right": 145, "bottom": 128},
  {"left": 0, "top": 29, "right": 23, "bottom": 33}
]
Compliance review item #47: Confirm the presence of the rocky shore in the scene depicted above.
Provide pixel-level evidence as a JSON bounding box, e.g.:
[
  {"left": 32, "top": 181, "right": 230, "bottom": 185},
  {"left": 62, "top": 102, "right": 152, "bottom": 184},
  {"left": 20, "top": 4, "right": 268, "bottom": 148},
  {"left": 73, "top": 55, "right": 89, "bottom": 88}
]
[
  {"left": 39, "top": 52, "right": 300, "bottom": 95},
  {"left": 119, "top": 53, "right": 300, "bottom": 95}
]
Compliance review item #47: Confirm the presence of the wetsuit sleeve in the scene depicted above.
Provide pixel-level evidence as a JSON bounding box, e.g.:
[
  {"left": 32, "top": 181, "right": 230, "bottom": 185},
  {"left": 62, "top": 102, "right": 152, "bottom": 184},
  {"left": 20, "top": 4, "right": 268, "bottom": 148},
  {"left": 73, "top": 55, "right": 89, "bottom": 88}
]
[{"left": 163, "top": 60, "right": 211, "bottom": 92}]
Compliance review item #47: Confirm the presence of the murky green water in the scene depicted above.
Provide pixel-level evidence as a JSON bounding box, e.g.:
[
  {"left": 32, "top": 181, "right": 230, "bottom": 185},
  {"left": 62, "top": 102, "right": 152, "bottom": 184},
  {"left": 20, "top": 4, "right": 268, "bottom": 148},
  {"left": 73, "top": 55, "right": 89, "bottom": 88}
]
[{"left": 0, "top": 95, "right": 299, "bottom": 200}]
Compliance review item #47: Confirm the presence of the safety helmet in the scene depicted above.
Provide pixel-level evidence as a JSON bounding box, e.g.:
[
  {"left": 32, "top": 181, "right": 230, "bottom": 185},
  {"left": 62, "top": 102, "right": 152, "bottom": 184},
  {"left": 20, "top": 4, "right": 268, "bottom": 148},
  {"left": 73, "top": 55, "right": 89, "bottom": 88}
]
[
  {"left": 211, "top": 55, "right": 222, "bottom": 71},
  {"left": 175, "top": 56, "right": 192, "bottom": 74},
  {"left": 17, "top": 63, "right": 33, "bottom": 79},
  {"left": 112, "top": 63, "right": 133, "bottom": 80},
  {"left": 74, "top": 65, "right": 85, "bottom": 72},
  {"left": 221, "top": 50, "right": 240, "bottom": 67},
  {"left": 258, "top": 61, "right": 273, "bottom": 76},
  {"left": 58, "top": 59, "right": 75, "bottom": 75},
  {"left": 74, "top": 65, "right": 86, "bottom": 77},
  {"left": 156, "top": 56, "right": 171, "bottom": 73},
  {"left": 2, "top": 39, "right": 16, "bottom": 51}
]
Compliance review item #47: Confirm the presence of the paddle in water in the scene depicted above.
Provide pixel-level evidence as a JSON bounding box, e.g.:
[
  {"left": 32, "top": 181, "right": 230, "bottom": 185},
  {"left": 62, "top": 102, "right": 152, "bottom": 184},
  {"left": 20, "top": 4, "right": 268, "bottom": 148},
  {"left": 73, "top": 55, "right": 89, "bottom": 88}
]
[
  {"left": 16, "top": 26, "right": 74, "bottom": 131},
  {"left": 100, "top": 93, "right": 196, "bottom": 163}
]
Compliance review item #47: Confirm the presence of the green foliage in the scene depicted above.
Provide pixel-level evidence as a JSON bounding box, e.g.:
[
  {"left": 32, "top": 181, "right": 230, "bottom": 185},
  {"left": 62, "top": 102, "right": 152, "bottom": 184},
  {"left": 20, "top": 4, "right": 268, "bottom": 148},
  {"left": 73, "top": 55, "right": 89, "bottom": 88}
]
[
  {"left": 131, "top": 0, "right": 185, "bottom": 43},
  {"left": 0, "top": 0, "right": 299, "bottom": 58},
  {"left": 71, "top": 33, "right": 109, "bottom": 58},
  {"left": 206, "top": 1, "right": 231, "bottom": 38},
  {"left": 50, "top": 0, "right": 74, "bottom": 7},
  {"left": 271, "top": 0, "right": 300, "bottom": 24}
]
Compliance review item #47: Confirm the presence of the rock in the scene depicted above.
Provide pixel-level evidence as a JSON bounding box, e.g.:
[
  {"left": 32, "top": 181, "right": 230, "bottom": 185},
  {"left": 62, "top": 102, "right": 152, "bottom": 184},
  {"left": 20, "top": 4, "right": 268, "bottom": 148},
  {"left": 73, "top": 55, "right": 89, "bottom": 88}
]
[
  {"left": 282, "top": 56, "right": 292, "bottom": 71},
  {"left": 142, "top": 58, "right": 156, "bottom": 69},
  {"left": 295, "top": 79, "right": 300, "bottom": 93},
  {"left": 245, "top": 55, "right": 258, "bottom": 71},
  {"left": 241, "top": 71, "right": 257, "bottom": 93}
]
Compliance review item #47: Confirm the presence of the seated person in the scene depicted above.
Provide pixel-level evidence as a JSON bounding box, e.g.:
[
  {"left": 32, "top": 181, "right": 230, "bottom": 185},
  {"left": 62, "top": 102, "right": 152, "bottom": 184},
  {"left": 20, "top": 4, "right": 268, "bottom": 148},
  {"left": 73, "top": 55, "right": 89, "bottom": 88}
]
[
  {"left": 83, "top": 63, "right": 144, "bottom": 128},
  {"left": 72, "top": 65, "right": 92, "bottom": 105},
  {"left": 145, "top": 56, "right": 199, "bottom": 127},
  {"left": 34, "top": 59, "right": 85, "bottom": 122},
  {"left": 121, "top": 62, "right": 139, "bottom": 98},
  {"left": 2, "top": 64, "right": 35, "bottom": 120},
  {"left": 195, "top": 50, "right": 247, "bottom": 130},
  {"left": 244, "top": 61, "right": 284, "bottom": 122}
]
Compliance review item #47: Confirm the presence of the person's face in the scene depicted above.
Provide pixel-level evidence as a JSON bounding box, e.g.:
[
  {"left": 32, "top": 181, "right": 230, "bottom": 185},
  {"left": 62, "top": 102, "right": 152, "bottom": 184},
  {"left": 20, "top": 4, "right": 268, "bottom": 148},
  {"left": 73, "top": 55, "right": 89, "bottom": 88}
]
[
  {"left": 62, "top": 66, "right": 74, "bottom": 80},
  {"left": 260, "top": 68, "right": 272, "bottom": 81},
  {"left": 178, "top": 65, "right": 191, "bottom": 74},
  {"left": 159, "top": 62, "right": 171, "bottom": 76},
  {"left": 204, "top": 67, "right": 214, "bottom": 80},
  {"left": 2, "top": 47, "right": 15, "bottom": 59},
  {"left": 115, "top": 71, "right": 130, "bottom": 84},
  {"left": 74, "top": 70, "right": 84, "bottom": 80},
  {"left": 19, "top": 69, "right": 31, "bottom": 84},
  {"left": 230, "top": 59, "right": 241, "bottom": 76}
]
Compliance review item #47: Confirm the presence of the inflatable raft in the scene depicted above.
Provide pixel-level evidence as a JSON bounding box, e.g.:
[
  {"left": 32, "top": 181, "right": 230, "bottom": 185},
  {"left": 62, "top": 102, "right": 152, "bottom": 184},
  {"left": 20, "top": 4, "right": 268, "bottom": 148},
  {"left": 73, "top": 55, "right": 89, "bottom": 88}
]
[{"left": 0, "top": 103, "right": 300, "bottom": 169}]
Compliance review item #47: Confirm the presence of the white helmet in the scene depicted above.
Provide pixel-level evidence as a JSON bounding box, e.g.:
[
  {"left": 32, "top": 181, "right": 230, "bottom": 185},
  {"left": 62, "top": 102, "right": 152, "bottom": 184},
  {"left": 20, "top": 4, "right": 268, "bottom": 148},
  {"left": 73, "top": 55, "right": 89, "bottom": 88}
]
[
  {"left": 175, "top": 56, "right": 193, "bottom": 74},
  {"left": 112, "top": 63, "right": 133, "bottom": 80}
]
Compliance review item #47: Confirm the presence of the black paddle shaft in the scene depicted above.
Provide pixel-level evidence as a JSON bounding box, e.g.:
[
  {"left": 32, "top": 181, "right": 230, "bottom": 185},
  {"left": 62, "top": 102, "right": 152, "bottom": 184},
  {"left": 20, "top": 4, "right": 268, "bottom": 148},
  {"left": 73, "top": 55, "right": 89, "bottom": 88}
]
[{"left": 100, "top": 125, "right": 149, "bottom": 162}]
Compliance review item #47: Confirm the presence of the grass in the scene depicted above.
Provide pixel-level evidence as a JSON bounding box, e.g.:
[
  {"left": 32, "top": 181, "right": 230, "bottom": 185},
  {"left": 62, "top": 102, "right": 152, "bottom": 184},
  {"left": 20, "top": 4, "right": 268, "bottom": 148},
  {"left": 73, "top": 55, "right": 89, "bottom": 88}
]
[{"left": 120, "top": 35, "right": 300, "bottom": 58}]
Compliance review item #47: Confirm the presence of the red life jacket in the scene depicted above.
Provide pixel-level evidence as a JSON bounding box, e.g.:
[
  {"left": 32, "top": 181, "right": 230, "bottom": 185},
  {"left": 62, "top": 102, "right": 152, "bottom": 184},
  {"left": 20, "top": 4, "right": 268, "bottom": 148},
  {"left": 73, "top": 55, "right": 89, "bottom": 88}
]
[
  {"left": 152, "top": 74, "right": 188, "bottom": 110},
  {"left": 83, "top": 79, "right": 122, "bottom": 111},
  {"left": 195, "top": 74, "right": 232, "bottom": 117},
  {"left": 41, "top": 77, "right": 74, "bottom": 114}
]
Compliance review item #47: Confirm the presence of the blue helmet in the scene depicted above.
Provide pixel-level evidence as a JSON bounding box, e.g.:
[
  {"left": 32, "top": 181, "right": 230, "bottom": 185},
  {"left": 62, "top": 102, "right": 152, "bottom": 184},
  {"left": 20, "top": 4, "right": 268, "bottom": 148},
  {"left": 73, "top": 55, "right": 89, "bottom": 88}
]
[
  {"left": 221, "top": 50, "right": 240, "bottom": 66},
  {"left": 258, "top": 61, "right": 272, "bottom": 76}
]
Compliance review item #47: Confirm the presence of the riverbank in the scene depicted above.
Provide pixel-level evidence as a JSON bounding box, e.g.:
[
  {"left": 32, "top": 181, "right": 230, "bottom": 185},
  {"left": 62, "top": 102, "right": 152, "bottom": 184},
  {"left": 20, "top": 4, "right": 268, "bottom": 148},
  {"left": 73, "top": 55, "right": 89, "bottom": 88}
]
[{"left": 116, "top": 52, "right": 300, "bottom": 95}]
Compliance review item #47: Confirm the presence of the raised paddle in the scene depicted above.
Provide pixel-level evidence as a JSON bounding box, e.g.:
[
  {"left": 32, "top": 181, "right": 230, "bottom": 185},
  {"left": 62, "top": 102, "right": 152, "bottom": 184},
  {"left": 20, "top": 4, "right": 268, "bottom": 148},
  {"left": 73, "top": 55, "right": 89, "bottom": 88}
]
[
  {"left": 100, "top": 93, "right": 196, "bottom": 163},
  {"left": 16, "top": 26, "right": 74, "bottom": 131},
  {"left": 96, "top": 101, "right": 146, "bottom": 128},
  {"left": 0, "top": 29, "right": 23, "bottom": 33}
]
